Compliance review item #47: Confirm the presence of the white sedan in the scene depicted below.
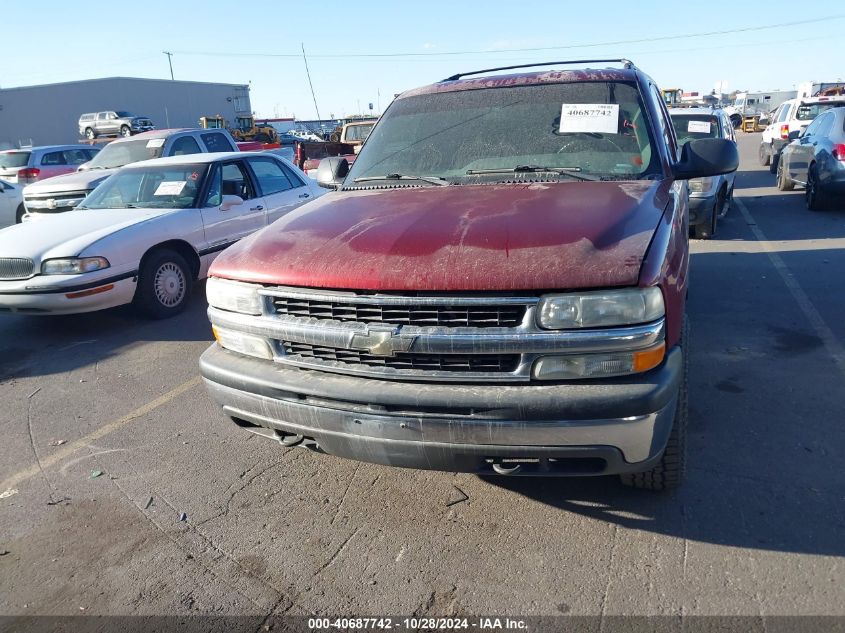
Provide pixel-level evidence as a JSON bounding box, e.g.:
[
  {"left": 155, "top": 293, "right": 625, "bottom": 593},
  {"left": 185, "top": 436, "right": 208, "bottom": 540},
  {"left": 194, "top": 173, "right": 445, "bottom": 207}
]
[
  {"left": 0, "top": 179, "right": 25, "bottom": 228},
  {"left": 0, "top": 152, "right": 322, "bottom": 317}
]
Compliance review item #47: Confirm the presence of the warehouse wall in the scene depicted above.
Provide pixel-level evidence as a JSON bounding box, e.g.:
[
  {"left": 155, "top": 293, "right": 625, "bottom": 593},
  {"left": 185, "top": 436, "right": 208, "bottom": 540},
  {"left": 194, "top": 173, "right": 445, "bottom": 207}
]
[{"left": 0, "top": 77, "right": 252, "bottom": 148}]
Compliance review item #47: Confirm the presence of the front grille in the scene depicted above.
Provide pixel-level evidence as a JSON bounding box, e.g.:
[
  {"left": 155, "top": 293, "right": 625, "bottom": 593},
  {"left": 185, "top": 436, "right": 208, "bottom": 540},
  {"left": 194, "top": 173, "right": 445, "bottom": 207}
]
[
  {"left": 281, "top": 341, "right": 520, "bottom": 373},
  {"left": 273, "top": 298, "right": 526, "bottom": 328},
  {"left": 0, "top": 257, "right": 34, "bottom": 280}
]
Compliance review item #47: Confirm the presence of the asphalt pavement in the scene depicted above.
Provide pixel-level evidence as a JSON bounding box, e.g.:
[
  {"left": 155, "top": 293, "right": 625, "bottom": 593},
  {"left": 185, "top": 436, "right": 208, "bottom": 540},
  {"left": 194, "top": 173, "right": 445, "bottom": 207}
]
[{"left": 1, "top": 133, "right": 843, "bottom": 627}]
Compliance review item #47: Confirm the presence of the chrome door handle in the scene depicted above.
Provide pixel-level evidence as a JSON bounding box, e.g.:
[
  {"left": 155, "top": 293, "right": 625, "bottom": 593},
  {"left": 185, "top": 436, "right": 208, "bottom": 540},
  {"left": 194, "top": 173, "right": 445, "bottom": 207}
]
[
  {"left": 298, "top": 193, "right": 310, "bottom": 199},
  {"left": 250, "top": 205, "right": 264, "bottom": 211}
]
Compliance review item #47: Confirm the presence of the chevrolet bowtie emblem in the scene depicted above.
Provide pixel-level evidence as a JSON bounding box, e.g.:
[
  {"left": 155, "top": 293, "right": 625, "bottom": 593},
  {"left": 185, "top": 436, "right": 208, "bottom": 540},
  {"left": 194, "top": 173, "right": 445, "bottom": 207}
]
[{"left": 349, "top": 329, "right": 415, "bottom": 356}]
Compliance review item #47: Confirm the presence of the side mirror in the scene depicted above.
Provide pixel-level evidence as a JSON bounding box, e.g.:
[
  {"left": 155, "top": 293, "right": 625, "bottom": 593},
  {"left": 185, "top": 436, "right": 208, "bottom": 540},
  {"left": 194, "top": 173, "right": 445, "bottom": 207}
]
[
  {"left": 673, "top": 138, "right": 739, "bottom": 180},
  {"left": 316, "top": 157, "right": 349, "bottom": 189},
  {"left": 77, "top": 162, "right": 90, "bottom": 172},
  {"left": 788, "top": 130, "right": 802, "bottom": 141},
  {"left": 219, "top": 195, "right": 244, "bottom": 211}
]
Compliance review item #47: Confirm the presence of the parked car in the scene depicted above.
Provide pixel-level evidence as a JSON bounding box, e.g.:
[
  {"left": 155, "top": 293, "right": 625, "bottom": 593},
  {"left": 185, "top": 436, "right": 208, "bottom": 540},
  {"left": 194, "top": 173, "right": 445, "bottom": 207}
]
[
  {"left": 78, "top": 111, "right": 155, "bottom": 139},
  {"left": 776, "top": 106, "right": 845, "bottom": 210},
  {"left": 0, "top": 146, "right": 100, "bottom": 185},
  {"left": 199, "top": 59, "right": 737, "bottom": 490},
  {"left": 0, "top": 179, "right": 24, "bottom": 228},
  {"left": 760, "top": 96, "right": 845, "bottom": 173},
  {"left": 669, "top": 107, "right": 737, "bottom": 239},
  {"left": 264, "top": 146, "right": 295, "bottom": 163},
  {"left": 0, "top": 152, "right": 322, "bottom": 316},
  {"left": 23, "top": 128, "right": 238, "bottom": 217}
]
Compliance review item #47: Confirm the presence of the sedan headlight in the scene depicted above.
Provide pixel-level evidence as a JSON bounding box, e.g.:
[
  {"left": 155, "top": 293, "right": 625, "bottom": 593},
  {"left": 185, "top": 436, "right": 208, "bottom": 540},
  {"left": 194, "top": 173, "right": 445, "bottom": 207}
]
[
  {"left": 688, "top": 176, "right": 715, "bottom": 193},
  {"left": 41, "top": 257, "right": 110, "bottom": 275},
  {"left": 537, "top": 287, "right": 664, "bottom": 330},
  {"left": 206, "top": 277, "right": 263, "bottom": 315}
]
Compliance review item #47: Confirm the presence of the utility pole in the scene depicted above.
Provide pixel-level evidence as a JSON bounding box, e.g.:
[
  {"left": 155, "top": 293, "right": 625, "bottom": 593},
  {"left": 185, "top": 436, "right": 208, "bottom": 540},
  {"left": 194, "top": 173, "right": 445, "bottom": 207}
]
[
  {"left": 163, "top": 51, "right": 174, "bottom": 80},
  {"left": 301, "top": 43, "right": 321, "bottom": 121}
]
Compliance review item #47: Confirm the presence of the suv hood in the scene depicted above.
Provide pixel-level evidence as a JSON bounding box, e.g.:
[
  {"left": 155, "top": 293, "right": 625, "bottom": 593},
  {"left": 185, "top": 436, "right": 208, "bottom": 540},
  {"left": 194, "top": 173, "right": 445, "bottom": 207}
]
[
  {"left": 211, "top": 181, "right": 670, "bottom": 292},
  {"left": 23, "top": 169, "right": 117, "bottom": 195},
  {"left": 0, "top": 208, "right": 171, "bottom": 263}
]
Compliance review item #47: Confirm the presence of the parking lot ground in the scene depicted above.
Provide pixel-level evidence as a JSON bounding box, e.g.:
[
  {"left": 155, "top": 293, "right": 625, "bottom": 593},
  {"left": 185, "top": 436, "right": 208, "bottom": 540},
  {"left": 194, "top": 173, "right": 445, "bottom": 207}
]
[{"left": 1, "top": 132, "right": 844, "bottom": 624}]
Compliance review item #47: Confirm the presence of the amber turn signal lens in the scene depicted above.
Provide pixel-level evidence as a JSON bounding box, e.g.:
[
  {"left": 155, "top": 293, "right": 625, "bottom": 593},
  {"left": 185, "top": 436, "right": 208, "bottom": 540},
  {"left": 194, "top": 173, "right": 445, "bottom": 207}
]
[{"left": 632, "top": 343, "right": 666, "bottom": 373}]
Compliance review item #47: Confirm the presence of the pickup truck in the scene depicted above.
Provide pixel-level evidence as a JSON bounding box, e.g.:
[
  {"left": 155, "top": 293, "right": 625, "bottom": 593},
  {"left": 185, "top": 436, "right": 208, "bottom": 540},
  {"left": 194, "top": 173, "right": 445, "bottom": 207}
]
[
  {"left": 293, "top": 141, "right": 357, "bottom": 178},
  {"left": 199, "top": 60, "right": 737, "bottom": 490}
]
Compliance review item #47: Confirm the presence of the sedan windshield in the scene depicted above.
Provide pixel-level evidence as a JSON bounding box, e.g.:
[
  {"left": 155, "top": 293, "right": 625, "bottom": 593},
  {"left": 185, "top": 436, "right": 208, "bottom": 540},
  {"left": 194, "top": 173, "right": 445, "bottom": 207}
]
[
  {"left": 346, "top": 81, "right": 658, "bottom": 186},
  {"left": 84, "top": 139, "right": 165, "bottom": 170},
  {"left": 81, "top": 164, "right": 208, "bottom": 210},
  {"left": 670, "top": 115, "right": 720, "bottom": 145}
]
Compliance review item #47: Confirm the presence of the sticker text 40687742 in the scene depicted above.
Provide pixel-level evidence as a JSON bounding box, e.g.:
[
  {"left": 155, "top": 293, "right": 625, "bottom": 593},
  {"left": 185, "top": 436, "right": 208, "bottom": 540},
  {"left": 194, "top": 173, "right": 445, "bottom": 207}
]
[{"left": 559, "top": 103, "right": 620, "bottom": 134}]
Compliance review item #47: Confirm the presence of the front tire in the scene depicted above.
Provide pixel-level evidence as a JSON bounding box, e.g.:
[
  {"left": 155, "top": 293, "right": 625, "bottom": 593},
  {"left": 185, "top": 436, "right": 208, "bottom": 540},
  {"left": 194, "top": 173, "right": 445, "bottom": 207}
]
[
  {"left": 134, "top": 249, "right": 193, "bottom": 319},
  {"left": 85, "top": 127, "right": 96, "bottom": 140},
  {"left": 776, "top": 159, "right": 794, "bottom": 191},
  {"left": 758, "top": 143, "right": 770, "bottom": 166},
  {"left": 15, "top": 204, "right": 25, "bottom": 223},
  {"left": 120, "top": 125, "right": 132, "bottom": 137},
  {"left": 620, "top": 320, "right": 688, "bottom": 491},
  {"left": 691, "top": 198, "right": 718, "bottom": 239}
]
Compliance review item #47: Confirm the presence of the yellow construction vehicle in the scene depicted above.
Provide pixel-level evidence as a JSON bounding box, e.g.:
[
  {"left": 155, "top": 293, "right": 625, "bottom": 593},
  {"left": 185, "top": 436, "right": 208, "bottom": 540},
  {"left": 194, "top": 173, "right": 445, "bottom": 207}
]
[
  {"left": 199, "top": 114, "right": 279, "bottom": 143},
  {"left": 661, "top": 88, "right": 683, "bottom": 107}
]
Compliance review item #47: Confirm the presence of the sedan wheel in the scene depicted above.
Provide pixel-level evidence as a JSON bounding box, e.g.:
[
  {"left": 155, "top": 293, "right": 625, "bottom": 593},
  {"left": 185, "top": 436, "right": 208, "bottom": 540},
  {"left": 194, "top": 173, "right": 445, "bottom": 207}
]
[
  {"left": 806, "top": 166, "right": 825, "bottom": 211},
  {"left": 776, "top": 160, "right": 794, "bottom": 191},
  {"left": 758, "top": 143, "right": 770, "bottom": 166},
  {"left": 134, "top": 249, "right": 193, "bottom": 319},
  {"left": 120, "top": 125, "right": 132, "bottom": 137},
  {"left": 85, "top": 128, "right": 95, "bottom": 140}
]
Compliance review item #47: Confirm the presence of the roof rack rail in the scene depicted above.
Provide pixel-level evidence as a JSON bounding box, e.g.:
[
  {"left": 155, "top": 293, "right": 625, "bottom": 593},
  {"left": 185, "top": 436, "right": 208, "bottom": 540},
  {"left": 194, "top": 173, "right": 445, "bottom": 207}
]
[{"left": 442, "top": 59, "right": 636, "bottom": 82}]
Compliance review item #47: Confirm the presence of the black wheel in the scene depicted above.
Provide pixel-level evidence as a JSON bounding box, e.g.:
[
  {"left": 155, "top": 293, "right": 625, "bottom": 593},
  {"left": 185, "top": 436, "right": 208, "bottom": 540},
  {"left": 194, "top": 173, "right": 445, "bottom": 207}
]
[
  {"left": 134, "top": 249, "right": 193, "bottom": 319},
  {"left": 85, "top": 127, "right": 96, "bottom": 140},
  {"left": 120, "top": 125, "right": 132, "bottom": 137},
  {"left": 805, "top": 165, "right": 826, "bottom": 211},
  {"left": 620, "top": 319, "right": 688, "bottom": 491},
  {"left": 758, "top": 143, "right": 770, "bottom": 166},
  {"left": 730, "top": 114, "right": 742, "bottom": 129},
  {"left": 768, "top": 149, "right": 779, "bottom": 174},
  {"left": 718, "top": 186, "right": 732, "bottom": 218},
  {"left": 691, "top": 200, "right": 717, "bottom": 239},
  {"left": 15, "top": 204, "right": 26, "bottom": 223},
  {"left": 776, "top": 159, "right": 794, "bottom": 191}
]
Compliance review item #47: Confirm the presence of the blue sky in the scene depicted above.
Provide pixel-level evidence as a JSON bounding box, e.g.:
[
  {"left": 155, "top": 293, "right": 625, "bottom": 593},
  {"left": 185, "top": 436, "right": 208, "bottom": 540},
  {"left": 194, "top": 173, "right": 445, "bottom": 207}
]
[{"left": 2, "top": 1, "right": 843, "bottom": 119}]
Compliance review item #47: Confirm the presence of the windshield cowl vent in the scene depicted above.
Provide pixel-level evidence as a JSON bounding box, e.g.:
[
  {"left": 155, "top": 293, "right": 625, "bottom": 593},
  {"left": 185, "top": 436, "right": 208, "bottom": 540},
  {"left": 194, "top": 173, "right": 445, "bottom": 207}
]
[{"left": 342, "top": 184, "right": 426, "bottom": 191}]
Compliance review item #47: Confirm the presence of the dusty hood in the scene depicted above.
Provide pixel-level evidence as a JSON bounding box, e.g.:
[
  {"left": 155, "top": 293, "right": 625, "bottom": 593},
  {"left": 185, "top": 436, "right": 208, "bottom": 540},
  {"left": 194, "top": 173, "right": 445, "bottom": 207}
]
[
  {"left": 0, "top": 208, "right": 170, "bottom": 264},
  {"left": 210, "top": 181, "right": 670, "bottom": 292},
  {"left": 23, "top": 169, "right": 116, "bottom": 195}
]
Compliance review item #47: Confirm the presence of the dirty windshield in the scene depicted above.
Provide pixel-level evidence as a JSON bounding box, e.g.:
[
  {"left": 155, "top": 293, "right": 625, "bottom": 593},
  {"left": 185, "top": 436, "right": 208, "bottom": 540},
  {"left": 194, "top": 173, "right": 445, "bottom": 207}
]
[
  {"left": 346, "top": 81, "right": 658, "bottom": 186},
  {"left": 83, "top": 138, "right": 165, "bottom": 170},
  {"left": 670, "top": 114, "right": 719, "bottom": 145},
  {"left": 80, "top": 164, "right": 208, "bottom": 210}
]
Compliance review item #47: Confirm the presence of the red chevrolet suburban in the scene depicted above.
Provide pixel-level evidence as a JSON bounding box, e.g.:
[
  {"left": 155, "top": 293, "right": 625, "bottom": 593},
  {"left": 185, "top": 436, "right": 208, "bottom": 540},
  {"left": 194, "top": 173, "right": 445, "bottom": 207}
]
[{"left": 199, "top": 60, "right": 738, "bottom": 489}]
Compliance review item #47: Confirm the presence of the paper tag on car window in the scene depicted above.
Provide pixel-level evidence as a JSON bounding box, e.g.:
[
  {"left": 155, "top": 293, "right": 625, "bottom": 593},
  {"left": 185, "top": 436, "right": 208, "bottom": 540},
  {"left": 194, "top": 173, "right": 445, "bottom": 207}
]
[
  {"left": 687, "top": 121, "right": 712, "bottom": 134},
  {"left": 154, "top": 181, "right": 187, "bottom": 196},
  {"left": 559, "top": 104, "right": 619, "bottom": 134},
  {"left": 146, "top": 139, "right": 166, "bottom": 148}
]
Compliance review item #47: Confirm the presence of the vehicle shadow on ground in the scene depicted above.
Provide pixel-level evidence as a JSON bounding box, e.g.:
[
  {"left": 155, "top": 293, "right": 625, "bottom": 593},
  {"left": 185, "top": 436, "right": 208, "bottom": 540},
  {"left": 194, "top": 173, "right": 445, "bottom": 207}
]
[{"left": 0, "top": 281, "right": 213, "bottom": 380}]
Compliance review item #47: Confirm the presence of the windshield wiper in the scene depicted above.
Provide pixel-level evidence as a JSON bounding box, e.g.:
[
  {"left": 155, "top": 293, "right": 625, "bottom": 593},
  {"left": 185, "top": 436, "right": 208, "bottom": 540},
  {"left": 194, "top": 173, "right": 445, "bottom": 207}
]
[
  {"left": 353, "top": 173, "right": 450, "bottom": 186},
  {"left": 466, "top": 165, "right": 600, "bottom": 181}
]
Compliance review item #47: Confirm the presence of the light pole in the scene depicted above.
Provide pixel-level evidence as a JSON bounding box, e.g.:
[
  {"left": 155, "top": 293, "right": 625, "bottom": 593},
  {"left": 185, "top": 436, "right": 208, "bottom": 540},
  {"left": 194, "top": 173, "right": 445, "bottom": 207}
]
[{"left": 163, "top": 51, "right": 174, "bottom": 80}]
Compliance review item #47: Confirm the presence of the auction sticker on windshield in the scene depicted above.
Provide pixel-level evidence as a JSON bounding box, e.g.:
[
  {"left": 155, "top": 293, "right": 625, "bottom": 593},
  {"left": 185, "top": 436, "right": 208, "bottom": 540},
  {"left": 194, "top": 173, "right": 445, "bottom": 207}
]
[
  {"left": 687, "top": 120, "right": 712, "bottom": 134},
  {"left": 559, "top": 104, "right": 619, "bottom": 134},
  {"left": 154, "top": 181, "right": 187, "bottom": 196},
  {"left": 146, "top": 139, "right": 166, "bottom": 148}
]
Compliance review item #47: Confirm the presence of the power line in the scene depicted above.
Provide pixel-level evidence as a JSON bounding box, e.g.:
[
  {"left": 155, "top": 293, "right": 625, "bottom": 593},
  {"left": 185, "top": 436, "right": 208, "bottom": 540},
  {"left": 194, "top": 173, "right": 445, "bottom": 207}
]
[
  {"left": 301, "top": 43, "right": 321, "bottom": 121},
  {"left": 171, "top": 14, "right": 844, "bottom": 60}
]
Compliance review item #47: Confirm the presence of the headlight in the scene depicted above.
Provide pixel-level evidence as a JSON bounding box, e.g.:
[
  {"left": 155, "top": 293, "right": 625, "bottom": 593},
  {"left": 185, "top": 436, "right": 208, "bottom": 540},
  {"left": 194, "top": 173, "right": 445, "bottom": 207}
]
[
  {"left": 537, "top": 287, "right": 664, "bottom": 330},
  {"left": 41, "top": 257, "right": 110, "bottom": 275},
  {"left": 206, "top": 277, "right": 263, "bottom": 315},
  {"left": 688, "top": 176, "right": 715, "bottom": 193},
  {"left": 533, "top": 344, "right": 666, "bottom": 380},
  {"left": 212, "top": 326, "right": 274, "bottom": 360}
]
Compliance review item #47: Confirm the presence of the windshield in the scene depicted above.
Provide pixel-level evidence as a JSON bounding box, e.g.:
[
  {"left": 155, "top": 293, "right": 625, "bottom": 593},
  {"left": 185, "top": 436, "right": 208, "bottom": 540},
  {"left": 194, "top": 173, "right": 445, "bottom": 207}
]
[
  {"left": 81, "top": 164, "right": 208, "bottom": 210},
  {"left": 84, "top": 139, "right": 165, "bottom": 169},
  {"left": 797, "top": 102, "right": 845, "bottom": 121},
  {"left": 0, "top": 152, "right": 31, "bottom": 169},
  {"left": 115, "top": 111, "right": 134, "bottom": 118},
  {"left": 670, "top": 115, "right": 720, "bottom": 145},
  {"left": 346, "top": 81, "right": 658, "bottom": 186}
]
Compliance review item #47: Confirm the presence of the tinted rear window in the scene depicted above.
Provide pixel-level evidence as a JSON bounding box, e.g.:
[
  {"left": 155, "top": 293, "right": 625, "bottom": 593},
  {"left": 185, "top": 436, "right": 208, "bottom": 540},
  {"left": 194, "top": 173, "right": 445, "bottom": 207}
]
[
  {"left": 796, "top": 102, "right": 845, "bottom": 120},
  {"left": 0, "top": 152, "right": 30, "bottom": 168}
]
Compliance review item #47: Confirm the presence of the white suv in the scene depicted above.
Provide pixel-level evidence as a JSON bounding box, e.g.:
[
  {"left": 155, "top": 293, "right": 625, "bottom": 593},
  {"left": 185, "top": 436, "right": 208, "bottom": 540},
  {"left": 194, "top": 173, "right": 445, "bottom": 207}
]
[{"left": 759, "top": 96, "right": 845, "bottom": 173}]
